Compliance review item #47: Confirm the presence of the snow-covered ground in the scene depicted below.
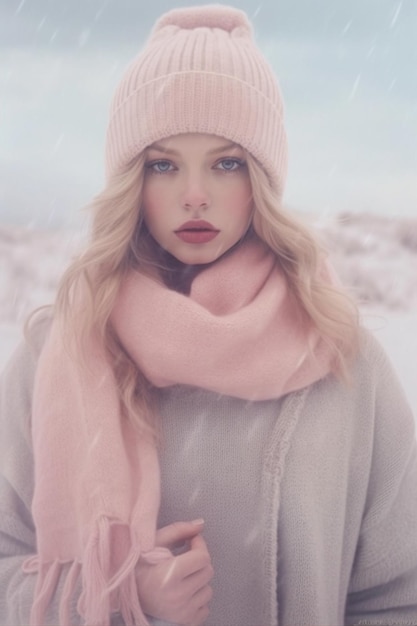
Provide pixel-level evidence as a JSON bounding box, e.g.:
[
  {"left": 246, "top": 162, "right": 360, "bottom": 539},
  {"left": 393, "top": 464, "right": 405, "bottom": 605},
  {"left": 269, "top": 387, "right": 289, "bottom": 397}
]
[
  {"left": 1, "top": 214, "right": 416, "bottom": 416},
  {"left": 360, "top": 309, "right": 416, "bottom": 412}
]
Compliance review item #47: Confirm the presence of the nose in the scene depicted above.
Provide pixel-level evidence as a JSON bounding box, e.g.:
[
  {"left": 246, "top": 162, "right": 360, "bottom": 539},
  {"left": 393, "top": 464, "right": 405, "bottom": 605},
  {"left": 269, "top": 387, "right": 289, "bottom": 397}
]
[{"left": 181, "top": 173, "right": 210, "bottom": 211}]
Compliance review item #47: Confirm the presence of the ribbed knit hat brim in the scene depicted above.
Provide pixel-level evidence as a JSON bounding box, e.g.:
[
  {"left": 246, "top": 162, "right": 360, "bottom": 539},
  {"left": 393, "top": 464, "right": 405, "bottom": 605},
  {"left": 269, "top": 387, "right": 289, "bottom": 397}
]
[{"left": 105, "top": 5, "right": 288, "bottom": 196}]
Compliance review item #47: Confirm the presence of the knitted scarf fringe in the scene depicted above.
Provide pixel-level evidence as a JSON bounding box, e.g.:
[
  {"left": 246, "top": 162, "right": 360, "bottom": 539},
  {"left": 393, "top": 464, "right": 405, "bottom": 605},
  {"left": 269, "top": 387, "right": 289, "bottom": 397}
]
[{"left": 23, "top": 516, "right": 155, "bottom": 626}]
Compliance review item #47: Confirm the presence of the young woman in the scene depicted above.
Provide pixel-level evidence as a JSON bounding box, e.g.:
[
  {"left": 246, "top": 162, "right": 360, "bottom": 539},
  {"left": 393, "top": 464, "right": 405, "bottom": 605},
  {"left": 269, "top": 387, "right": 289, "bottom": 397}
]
[{"left": 0, "top": 5, "right": 416, "bottom": 626}]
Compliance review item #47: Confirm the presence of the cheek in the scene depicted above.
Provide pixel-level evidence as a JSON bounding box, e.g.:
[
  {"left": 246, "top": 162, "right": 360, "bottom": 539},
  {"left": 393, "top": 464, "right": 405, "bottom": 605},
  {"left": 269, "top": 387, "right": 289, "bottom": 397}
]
[
  {"left": 142, "top": 186, "right": 166, "bottom": 225},
  {"left": 226, "top": 184, "right": 253, "bottom": 220}
]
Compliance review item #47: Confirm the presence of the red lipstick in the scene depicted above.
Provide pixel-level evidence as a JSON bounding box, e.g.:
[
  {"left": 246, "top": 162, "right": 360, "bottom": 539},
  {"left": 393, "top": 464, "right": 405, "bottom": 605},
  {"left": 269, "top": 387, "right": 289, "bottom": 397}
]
[{"left": 175, "top": 220, "right": 220, "bottom": 244}]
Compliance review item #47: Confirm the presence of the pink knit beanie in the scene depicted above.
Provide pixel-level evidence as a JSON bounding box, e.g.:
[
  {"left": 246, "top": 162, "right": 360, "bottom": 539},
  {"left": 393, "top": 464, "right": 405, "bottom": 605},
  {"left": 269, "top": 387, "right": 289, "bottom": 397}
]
[{"left": 105, "top": 4, "right": 288, "bottom": 196}]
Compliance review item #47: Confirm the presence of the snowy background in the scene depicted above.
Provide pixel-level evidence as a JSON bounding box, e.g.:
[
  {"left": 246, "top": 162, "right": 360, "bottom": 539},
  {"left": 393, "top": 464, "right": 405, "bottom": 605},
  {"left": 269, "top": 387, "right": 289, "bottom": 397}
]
[
  {"left": 1, "top": 1, "right": 416, "bottom": 420},
  {"left": 1, "top": 213, "right": 416, "bottom": 420},
  {"left": 1, "top": 0, "right": 416, "bottom": 229}
]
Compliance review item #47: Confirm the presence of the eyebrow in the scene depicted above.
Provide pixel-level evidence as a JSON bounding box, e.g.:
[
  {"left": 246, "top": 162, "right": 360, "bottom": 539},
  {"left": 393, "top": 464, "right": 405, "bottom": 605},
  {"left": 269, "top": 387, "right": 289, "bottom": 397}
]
[{"left": 148, "top": 141, "right": 241, "bottom": 155}]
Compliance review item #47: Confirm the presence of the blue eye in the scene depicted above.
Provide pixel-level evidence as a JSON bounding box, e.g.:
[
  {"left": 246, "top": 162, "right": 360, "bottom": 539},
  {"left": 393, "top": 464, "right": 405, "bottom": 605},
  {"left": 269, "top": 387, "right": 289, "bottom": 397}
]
[
  {"left": 216, "top": 158, "right": 245, "bottom": 172},
  {"left": 146, "top": 160, "right": 174, "bottom": 174}
]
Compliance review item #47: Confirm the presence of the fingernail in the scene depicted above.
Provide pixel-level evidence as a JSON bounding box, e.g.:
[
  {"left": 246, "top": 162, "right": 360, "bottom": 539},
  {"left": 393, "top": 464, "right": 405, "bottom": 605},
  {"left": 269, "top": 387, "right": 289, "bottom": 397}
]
[{"left": 191, "top": 518, "right": 204, "bottom": 525}]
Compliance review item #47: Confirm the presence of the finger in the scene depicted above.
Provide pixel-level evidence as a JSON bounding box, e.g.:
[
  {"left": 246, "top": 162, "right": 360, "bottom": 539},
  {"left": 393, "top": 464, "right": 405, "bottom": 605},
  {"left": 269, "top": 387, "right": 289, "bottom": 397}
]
[
  {"left": 182, "top": 585, "right": 212, "bottom": 626},
  {"left": 183, "top": 562, "right": 214, "bottom": 594},
  {"left": 189, "top": 532, "right": 209, "bottom": 553},
  {"left": 192, "top": 583, "right": 213, "bottom": 610},
  {"left": 175, "top": 540, "right": 211, "bottom": 579},
  {"left": 155, "top": 519, "right": 204, "bottom": 549},
  {"left": 186, "top": 604, "right": 210, "bottom": 626}
]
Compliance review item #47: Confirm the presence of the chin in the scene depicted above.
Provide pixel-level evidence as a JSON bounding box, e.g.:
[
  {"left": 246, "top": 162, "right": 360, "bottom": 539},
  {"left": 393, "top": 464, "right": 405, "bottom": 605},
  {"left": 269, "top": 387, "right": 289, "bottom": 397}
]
[
  {"left": 174, "top": 252, "right": 222, "bottom": 266},
  {"left": 170, "top": 245, "right": 228, "bottom": 266}
]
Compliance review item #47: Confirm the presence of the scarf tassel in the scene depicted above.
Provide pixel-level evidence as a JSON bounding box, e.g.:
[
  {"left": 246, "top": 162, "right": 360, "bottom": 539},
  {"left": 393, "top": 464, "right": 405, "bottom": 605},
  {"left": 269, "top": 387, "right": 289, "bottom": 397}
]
[
  {"left": 79, "top": 515, "right": 150, "bottom": 626},
  {"left": 27, "top": 558, "right": 62, "bottom": 626},
  {"left": 24, "top": 516, "right": 152, "bottom": 626},
  {"left": 60, "top": 561, "right": 82, "bottom": 626}
]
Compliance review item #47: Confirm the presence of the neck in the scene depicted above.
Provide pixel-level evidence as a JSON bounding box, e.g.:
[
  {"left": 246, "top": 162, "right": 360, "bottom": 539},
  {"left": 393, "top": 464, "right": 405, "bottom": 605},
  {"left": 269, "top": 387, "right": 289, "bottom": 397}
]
[{"left": 159, "top": 254, "right": 204, "bottom": 295}]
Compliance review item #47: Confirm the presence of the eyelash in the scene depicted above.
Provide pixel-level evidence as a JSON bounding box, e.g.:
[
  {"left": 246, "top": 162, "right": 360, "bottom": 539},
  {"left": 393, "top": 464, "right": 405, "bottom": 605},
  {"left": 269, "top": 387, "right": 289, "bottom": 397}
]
[
  {"left": 216, "top": 158, "right": 246, "bottom": 172},
  {"left": 145, "top": 160, "right": 175, "bottom": 175},
  {"left": 145, "top": 158, "right": 246, "bottom": 175}
]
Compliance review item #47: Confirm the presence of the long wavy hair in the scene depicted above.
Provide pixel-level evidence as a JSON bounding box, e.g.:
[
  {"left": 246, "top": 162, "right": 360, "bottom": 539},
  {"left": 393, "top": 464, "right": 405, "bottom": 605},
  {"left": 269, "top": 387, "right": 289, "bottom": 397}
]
[{"left": 53, "top": 145, "right": 360, "bottom": 438}]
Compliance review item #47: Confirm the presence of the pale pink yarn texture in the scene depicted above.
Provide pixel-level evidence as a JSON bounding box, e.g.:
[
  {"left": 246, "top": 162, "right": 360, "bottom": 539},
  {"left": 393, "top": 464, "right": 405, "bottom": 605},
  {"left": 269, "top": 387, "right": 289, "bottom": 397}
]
[{"left": 105, "top": 4, "right": 288, "bottom": 196}]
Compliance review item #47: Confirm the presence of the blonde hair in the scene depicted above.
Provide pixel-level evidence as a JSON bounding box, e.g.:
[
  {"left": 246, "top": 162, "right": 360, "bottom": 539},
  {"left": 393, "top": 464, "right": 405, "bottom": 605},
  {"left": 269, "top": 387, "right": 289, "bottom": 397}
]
[
  {"left": 247, "top": 157, "right": 360, "bottom": 380},
  {"left": 55, "top": 152, "right": 160, "bottom": 438},
  {"left": 53, "top": 147, "right": 360, "bottom": 438}
]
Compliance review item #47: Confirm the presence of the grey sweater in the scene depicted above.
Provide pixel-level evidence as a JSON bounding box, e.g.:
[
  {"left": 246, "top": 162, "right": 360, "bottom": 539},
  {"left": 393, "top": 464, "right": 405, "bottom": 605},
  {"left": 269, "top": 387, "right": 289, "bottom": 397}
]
[{"left": 1, "top": 316, "right": 417, "bottom": 626}]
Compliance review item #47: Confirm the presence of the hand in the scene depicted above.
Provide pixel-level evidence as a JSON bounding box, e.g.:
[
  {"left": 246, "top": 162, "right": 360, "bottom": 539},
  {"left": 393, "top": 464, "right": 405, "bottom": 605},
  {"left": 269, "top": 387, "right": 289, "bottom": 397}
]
[{"left": 136, "top": 520, "right": 214, "bottom": 626}]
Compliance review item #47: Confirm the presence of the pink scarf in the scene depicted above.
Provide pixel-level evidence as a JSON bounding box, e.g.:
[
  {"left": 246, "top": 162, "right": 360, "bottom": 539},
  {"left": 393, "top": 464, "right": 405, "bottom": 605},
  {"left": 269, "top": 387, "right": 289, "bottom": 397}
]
[
  {"left": 112, "top": 239, "right": 332, "bottom": 400},
  {"left": 25, "top": 239, "right": 333, "bottom": 625}
]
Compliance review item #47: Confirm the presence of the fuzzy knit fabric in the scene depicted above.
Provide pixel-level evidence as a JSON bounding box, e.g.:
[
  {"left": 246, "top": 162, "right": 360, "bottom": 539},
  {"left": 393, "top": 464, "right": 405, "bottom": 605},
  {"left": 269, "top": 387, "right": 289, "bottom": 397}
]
[
  {"left": 112, "top": 239, "right": 333, "bottom": 400},
  {"left": 23, "top": 326, "right": 169, "bottom": 626},
  {"left": 1, "top": 316, "right": 417, "bottom": 625},
  {"left": 105, "top": 5, "right": 288, "bottom": 196},
  {"left": 21, "top": 239, "right": 333, "bottom": 626}
]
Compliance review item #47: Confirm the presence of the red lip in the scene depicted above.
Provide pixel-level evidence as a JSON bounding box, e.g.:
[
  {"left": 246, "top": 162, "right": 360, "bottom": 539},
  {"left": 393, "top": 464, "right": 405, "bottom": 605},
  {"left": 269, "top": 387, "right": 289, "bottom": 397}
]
[
  {"left": 175, "top": 220, "right": 219, "bottom": 233},
  {"left": 174, "top": 220, "right": 220, "bottom": 244}
]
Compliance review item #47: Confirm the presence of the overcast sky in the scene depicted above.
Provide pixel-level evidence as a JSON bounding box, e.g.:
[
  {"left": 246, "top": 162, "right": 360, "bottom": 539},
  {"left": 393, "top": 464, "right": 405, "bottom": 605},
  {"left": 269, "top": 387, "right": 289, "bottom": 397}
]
[{"left": 0, "top": 0, "right": 416, "bottom": 229}]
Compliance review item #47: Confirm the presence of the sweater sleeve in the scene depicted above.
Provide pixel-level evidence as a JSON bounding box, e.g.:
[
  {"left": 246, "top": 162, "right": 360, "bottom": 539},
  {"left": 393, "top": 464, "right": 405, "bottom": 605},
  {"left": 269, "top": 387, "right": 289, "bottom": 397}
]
[
  {"left": 0, "top": 317, "right": 82, "bottom": 625},
  {"left": 345, "top": 334, "right": 417, "bottom": 625}
]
